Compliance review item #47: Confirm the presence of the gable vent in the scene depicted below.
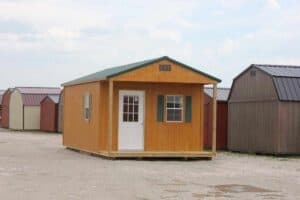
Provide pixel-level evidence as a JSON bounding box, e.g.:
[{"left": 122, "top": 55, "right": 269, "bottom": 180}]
[
  {"left": 250, "top": 70, "right": 256, "bottom": 77},
  {"left": 159, "top": 64, "right": 171, "bottom": 71}
]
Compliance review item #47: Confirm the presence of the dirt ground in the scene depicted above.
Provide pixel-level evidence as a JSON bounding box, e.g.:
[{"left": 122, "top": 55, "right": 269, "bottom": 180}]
[{"left": 0, "top": 128, "right": 299, "bottom": 200}]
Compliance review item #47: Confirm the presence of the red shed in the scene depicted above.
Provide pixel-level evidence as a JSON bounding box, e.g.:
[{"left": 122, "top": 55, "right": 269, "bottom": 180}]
[
  {"left": 0, "top": 88, "right": 13, "bottom": 128},
  {"left": 40, "top": 95, "right": 59, "bottom": 132},
  {"left": 204, "top": 88, "right": 230, "bottom": 150},
  {"left": 0, "top": 90, "right": 5, "bottom": 125}
]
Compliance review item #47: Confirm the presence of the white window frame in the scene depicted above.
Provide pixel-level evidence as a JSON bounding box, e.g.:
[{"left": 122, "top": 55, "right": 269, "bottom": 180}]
[
  {"left": 83, "top": 92, "right": 91, "bottom": 121},
  {"left": 165, "top": 95, "right": 183, "bottom": 123}
]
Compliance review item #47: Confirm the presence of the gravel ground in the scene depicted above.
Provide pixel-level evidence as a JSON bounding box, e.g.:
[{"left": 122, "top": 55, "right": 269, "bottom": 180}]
[{"left": 0, "top": 128, "right": 299, "bottom": 200}]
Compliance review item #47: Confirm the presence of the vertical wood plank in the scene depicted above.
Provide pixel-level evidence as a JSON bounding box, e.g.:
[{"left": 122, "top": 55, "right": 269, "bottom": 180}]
[
  {"left": 212, "top": 83, "right": 217, "bottom": 154},
  {"left": 108, "top": 79, "right": 114, "bottom": 154}
]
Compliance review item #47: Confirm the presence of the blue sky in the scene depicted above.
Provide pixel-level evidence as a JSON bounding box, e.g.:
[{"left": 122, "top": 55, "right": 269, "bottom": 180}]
[{"left": 0, "top": 0, "right": 300, "bottom": 88}]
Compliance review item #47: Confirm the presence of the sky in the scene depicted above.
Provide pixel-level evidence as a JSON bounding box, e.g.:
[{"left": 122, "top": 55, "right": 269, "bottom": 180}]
[{"left": 0, "top": 0, "right": 300, "bottom": 89}]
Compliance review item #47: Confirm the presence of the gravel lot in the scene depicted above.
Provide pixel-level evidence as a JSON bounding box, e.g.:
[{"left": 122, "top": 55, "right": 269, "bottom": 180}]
[{"left": 0, "top": 128, "right": 299, "bottom": 200}]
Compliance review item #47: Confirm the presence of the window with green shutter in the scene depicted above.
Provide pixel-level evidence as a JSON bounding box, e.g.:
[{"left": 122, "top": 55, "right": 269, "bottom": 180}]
[{"left": 166, "top": 95, "right": 183, "bottom": 122}]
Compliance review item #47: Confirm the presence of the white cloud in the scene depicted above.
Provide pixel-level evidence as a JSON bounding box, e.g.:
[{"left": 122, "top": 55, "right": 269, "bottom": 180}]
[
  {"left": 218, "top": 39, "right": 240, "bottom": 55},
  {"left": 0, "top": 1, "right": 111, "bottom": 30},
  {"left": 266, "top": 0, "right": 281, "bottom": 9},
  {"left": 0, "top": 0, "right": 300, "bottom": 89},
  {"left": 149, "top": 29, "right": 182, "bottom": 42}
]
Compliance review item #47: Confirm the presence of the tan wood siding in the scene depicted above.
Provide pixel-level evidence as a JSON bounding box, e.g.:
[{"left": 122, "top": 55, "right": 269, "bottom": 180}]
[
  {"left": 24, "top": 106, "right": 40, "bottom": 130},
  {"left": 63, "top": 82, "right": 101, "bottom": 152},
  {"left": 108, "top": 82, "right": 204, "bottom": 152},
  {"left": 98, "top": 81, "right": 109, "bottom": 151},
  {"left": 111, "top": 59, "right": 217, "bottom": 84},
  {"left": 9, "top": 90, "right": 23, "bottom": 130}
]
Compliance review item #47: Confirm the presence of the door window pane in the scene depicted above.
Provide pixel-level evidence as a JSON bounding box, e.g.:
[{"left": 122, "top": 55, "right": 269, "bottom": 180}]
[
  {"left": 134, "top": 114, "right": 138, "bottom": 122},
  {"left": 124, "top": 96, "right": 128, "bottom": 103},
  {"left": 122, "top": 95, "right": 139, "bottom": 122}
]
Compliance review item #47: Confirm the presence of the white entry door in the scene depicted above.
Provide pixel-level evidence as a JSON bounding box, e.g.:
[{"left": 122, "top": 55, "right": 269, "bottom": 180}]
[{"left": 118, "top": 90, "right": 144, "bottom": 151}]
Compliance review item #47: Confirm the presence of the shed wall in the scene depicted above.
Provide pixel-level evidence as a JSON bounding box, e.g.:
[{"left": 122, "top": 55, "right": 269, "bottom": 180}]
[
  {"left": 278, "top": 102, "right": 300, "bottom": 154},
  {"left": 1, "top": 90, "right": 11, "bottom": 128},
  {"left": 230, "top": 67, "right": 278, "bottom": 102},
  {"left": 204, "top": 96, "right": 228, "bottom": 150},
  {"left": 63, "top": 82, "right": 100, "bottom": 153},
  {"left": 9, "top": 90, "right": 23, "bottom": 130},
  {"left": 24, "top": 106, "right": 40, "bottom": 130},
  {"left": 228, "top": 101, "right": 280, "bottom": 153},
  {"left": 41, "top": 99, "right": 58, "bottom": 132},
  {"left": 58, "top": 91, "right": 64, "bottom": 132},
  {"left": 109, "top": 82, "right": 204, "bottom": 152},
  {"left": 228, "top": 67, "right": 282, "bottom": 154}
]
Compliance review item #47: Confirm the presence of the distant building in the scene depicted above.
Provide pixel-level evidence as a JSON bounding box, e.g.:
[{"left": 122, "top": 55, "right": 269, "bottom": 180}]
[
  {"left": 0, "top": 90, "right": 5, "bottom": 126},
  {"left": 40, "top": 95, "right": 60, "bottom": 132},
  {"left": 9, "top": 87, "right": 61, "bottom": 130},
  {"left": 228, "top": 64, "right": 300, "bottom": 155},
  {"left": 0, "top": 88, "right": 13, "bottom": 128},
  {"left": 204, "top": 87, "right": 230, "bottom": 150},
  {"left": 58, "top": 90, "right": 64, "bottom": 133}
]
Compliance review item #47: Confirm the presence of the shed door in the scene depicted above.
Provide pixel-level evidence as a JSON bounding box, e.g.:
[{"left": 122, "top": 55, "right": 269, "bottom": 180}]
[{"left": 118, "top": 90, "right": 144, "bottom": 151}]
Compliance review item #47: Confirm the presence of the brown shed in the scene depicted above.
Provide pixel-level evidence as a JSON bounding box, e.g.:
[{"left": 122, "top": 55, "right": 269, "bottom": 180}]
[
  {"left": 204, "top": 88, "right": 230, "bottom": 150},
  {"left": 0, "top": 88, "right": 13, "bottom": 128},
  {"left": 62, "top": 56, "right": 221, "bottom": 158},
  {"left": 40, "top": 95, "right": 60, "bottom": 132},
  {"left": 228, "top": 64, "right": 300, "bottom": 155},
  {"left": 57, "top": 90, "right": 64, "bottom": 133},
  {"left": 0, "top": 90, "right": 5, "bottom": 125}
]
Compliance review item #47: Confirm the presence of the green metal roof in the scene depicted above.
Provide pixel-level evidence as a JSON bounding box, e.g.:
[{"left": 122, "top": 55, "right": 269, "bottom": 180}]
[{"left": 62, "top": 56, "right": 221, "bottom": 86}]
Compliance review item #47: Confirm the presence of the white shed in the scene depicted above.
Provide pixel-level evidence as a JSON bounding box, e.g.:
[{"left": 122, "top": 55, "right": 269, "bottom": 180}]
[{"left": 9, "top": 87, "right": 61, "bottom": 130}]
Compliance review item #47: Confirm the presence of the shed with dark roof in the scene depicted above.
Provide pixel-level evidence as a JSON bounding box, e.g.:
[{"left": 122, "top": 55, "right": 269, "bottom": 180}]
[
  {"left": 9, "top": 87, "right": 61, "bottom": 130},
  {"left": 62, "top": 56, "right": 221, "bottom": 158},
  {"left": 40, "top": 95, "right": 60, "bottom": 132},
  {"left": 204, "top": 88, "right": 230, "bottom": 150},
  {"left": 228, "top": 64, "right": 300, "bottom": 155}
]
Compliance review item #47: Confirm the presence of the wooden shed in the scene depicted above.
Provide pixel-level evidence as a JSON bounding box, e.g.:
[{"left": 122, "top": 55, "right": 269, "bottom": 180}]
[
  {"left": 0, "top": 88, "right": 13, "bottom": 128},
  {"left": 62, "top": 56, "right": 221, "bottom": 158},
  {"left": 40, "top": 95, "right": 60, "bottom": 132},
  {"left": 9, "top": 87, "right": 61, "bottom": 130},
  {"left": 228, "top": 64, "right": 300, "bottom": 155},
  {"left": 58, "top": 90, "right": 64, "bottom": 133},
  {"left": 0, "top": 90, "right": 5, "bottom": 126},
  {"left": 204, "top": 88, "right": 230, "bottom": 150}
]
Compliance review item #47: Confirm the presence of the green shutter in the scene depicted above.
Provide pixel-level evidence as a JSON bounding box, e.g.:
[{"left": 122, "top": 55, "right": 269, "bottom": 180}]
[
  {"left": 157, "top": 95, "right": 164, "bottom": 122},
  {"left": 185, "top": 96, "right": 192, "bottom": 122}
]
